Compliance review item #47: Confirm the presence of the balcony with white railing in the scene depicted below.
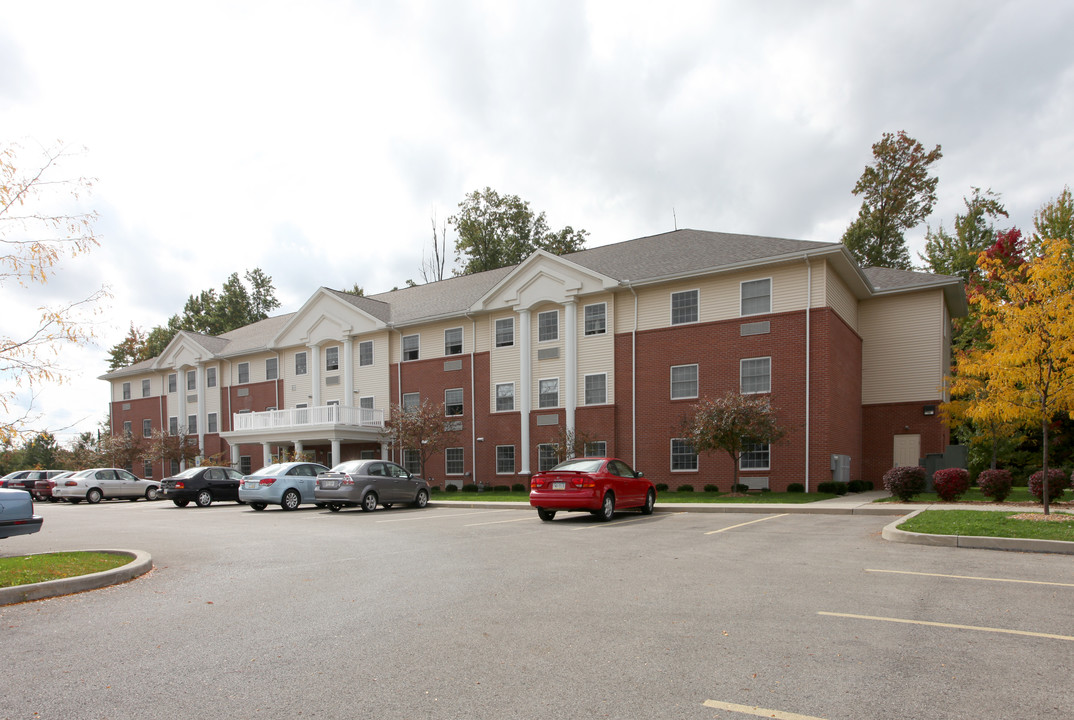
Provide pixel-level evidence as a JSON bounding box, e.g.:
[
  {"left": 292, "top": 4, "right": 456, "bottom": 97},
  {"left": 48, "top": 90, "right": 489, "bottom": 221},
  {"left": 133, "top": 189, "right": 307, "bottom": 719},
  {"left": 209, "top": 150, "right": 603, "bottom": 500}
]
[{"left": 231, "top": 405, "right": 385, "bottom": 434}]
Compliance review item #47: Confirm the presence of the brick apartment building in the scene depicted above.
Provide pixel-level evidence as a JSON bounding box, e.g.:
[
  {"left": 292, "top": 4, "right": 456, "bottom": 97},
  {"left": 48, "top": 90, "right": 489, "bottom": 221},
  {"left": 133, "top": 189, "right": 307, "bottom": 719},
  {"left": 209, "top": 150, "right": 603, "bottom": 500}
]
[{"left": 101, "top": 229, "right": 965, "bottom": 491}]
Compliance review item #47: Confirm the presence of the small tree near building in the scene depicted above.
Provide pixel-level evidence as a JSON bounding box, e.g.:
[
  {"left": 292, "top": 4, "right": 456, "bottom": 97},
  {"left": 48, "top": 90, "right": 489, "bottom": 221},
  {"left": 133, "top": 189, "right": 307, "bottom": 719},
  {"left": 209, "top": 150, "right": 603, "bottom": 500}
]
[
  {"left": 385, "top": 398, "right": 453, "bottom": 484},
  {"left": 681, "top": 392, "right": 785, "bottom": 495},
  {"left": 142, "top": 428, "right": 199, "bottom": 475}
]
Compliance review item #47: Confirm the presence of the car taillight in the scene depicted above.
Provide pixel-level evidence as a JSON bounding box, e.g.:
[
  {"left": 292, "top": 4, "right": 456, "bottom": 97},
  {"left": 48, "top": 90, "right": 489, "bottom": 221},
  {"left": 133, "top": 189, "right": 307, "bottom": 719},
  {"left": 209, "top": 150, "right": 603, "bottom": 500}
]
[
  {"left": 258, "top": 478, "right": 276, "bottom": 486},
  {"left": 175, "top": 481, "right": 185, "bottom": 489},
  {"left": 341, "top": 474, "right": 354, "bottom": 486},
  {"left": 531, "top": 480, "right": 543, "bottom": 488},
  {"left": 575, "top": 480, "right": 596, "bottom": 488},
  {"left": 65, "top": 480, "right": 78, "bottom": 486}
]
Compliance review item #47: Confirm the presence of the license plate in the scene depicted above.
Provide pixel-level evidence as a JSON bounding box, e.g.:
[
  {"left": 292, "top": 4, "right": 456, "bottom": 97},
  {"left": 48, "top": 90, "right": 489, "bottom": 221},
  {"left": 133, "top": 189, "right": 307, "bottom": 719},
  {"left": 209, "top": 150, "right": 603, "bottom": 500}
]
[
  {"left": 245, "top": 481, "right": 259, "bottom": 489},
  {"left": 552, "top": 481, "right": 566, "bottom": 490},
  {"left": 321, "top": 480, "right": 339, "bottom": 489}
]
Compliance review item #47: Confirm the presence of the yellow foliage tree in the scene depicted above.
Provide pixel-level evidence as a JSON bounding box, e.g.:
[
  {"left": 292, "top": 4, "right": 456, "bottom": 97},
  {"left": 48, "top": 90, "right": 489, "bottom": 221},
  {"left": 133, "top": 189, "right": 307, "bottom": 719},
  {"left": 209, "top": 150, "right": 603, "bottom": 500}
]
[
  {"left": 952, "top": 237, "right": 1074, "bottom": 513},
  {"left": 0, "top": 141, "right": 108, "bottom": 442}
]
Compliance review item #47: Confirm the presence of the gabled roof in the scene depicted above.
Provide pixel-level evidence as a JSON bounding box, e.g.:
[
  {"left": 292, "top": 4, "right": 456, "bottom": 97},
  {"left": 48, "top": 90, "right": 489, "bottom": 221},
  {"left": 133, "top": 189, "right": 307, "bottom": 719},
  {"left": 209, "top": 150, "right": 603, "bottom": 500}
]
[{"left": 863, "top": 266, "right": 968, "bottom": 317}]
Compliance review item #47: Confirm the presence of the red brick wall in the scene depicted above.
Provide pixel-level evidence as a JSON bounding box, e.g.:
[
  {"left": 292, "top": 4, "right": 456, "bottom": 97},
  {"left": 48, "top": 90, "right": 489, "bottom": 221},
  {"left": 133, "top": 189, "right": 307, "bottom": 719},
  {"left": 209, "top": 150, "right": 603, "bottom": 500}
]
[{"left": 862, "top": 402, "right": 949, "bottom": 484}]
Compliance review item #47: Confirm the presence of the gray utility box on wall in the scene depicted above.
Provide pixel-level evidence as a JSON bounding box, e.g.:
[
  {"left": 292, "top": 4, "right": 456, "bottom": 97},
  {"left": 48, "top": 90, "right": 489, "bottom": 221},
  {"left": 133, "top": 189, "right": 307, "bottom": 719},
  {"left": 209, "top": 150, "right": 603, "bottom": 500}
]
[
  {"left": 831, "top": 454, "right": 851, "bottom": 484},
  {"left": 920, "top": 445, "right": 969, "bottom": 492}
]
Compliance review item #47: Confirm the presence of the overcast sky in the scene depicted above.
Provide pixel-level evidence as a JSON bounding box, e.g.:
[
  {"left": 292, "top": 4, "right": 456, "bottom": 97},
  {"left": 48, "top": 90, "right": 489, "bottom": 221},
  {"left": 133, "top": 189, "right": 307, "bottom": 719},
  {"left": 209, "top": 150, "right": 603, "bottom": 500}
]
[{"left": 2, "top": 0, "right": 1072, "bottom": 447}]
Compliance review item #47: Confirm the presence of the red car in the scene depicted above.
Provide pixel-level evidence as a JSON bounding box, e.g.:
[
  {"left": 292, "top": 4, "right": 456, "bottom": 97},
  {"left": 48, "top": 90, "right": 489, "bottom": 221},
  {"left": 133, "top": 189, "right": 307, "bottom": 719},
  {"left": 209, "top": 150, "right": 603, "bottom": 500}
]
[{"left": 529, "top": 457, "right": 656, "bottom": 522}]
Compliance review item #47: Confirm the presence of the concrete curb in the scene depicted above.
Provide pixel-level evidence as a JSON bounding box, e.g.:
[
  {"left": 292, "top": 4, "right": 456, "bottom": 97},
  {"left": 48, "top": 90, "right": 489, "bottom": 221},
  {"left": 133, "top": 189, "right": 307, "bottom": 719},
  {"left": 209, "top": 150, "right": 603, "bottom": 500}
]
[
  {"left": 0, "top": 549, "right": 153, "bottom": 606},
  {"left": 882, "top": 510, "right": 1074, "bottom": 555}
]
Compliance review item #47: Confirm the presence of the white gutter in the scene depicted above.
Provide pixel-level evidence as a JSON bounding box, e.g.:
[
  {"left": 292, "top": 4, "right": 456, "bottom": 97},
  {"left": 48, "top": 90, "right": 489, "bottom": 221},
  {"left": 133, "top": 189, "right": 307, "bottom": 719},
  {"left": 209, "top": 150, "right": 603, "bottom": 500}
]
[
  {"left": 623, "top": 282, "right": 638, "bottom": 468},
  {"left": 803, "top": 255, "right": 812, "bottom": 493},
  {"left": 465, "top": 313, "right": 477, "bottom": 488}
]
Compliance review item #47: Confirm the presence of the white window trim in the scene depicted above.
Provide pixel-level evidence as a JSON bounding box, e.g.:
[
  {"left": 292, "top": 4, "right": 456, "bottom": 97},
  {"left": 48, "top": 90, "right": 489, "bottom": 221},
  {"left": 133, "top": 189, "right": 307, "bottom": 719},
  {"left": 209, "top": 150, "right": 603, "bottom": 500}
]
[
  {"left": 402, "top": 392, "right": 420, "bottom": 411},
  {"left": 584, "top": 440, "right": 607, "bottom": 458},
  {"left": 265, "top": 358, "right": 278, "bottom": 381},
  {"left": 740, "top": 277, "right": 773, "bottom": 317},
  {"left": 495, "top": 382, "right": 515, "bottom": 412},
  {"left": 495, "top": 445, "right": 516, "bottom": 475},
  {"left": 141, "top": 379, "right": 152, "bottom": 397},
  {"left": 495, "top": 317, "right": 515, "bottom": 348},
  {"left": 402, "top": 334, "right": 420, "bottom": 361},
  {"left": 359, "top": 340, "right": 374, "bottom": 367},
  {"left": 537, "top": 310, "right": 559, "bottom": 343},
  {"left": 444, "top": 327, "right": 464, "bottom": 356},
  {"left": 670, "top": 364, "right": 699, "bottom": 400},
  {"left": 538, "top": 377, "right": 560, "bottom": 409},
  {"left": 740, "top": 442, "right": 772, "bottom": 471},
  {"left": 295, "top": 351, "right": 308, "bottom": 376},
  {"left": 537, "top": 443, "right": 558, "bottom": 472},
  {"left": 583, "top": 373, "right": 608, "bottom": 406},
  {"left": 445, "top": 447, "right": 465, "bottom": 476},
  {"left": 122, "top": 382, "right": 131, "bottom": 400},
  {"left": 325, "top": 345, "right": 341, "bottom": 371},
  {"left": 168, "top": 373, "right": 177, "bottom": 393},
  {"left": 583, "top": 302, "right": 607, "bottom": 337},
  {"left": 359, "top": 395, "right": 375, "bottom": 410},
  {"left": 670, "top": 438, "right": 699, "bottom": 473},
  {"left": 142, "top": 419, "right": 152, "bottom": 438},
  {"left": 238, "top": 362, "right": 250, "bottom": 384},
  {"left": 740, "top": 356, "right": 772, "bottom": 394},
  {"left": 206, "top": 368, "right": 217, "bottom": 388},
  {"left": 187, "top": 370, "right": 197, "bottom": 391},
  {"left": 445, "top": 388, "right": 464, "bottom": 417},
  {"left": 670, "top": 288, "right": 700, "bottom": 326}
]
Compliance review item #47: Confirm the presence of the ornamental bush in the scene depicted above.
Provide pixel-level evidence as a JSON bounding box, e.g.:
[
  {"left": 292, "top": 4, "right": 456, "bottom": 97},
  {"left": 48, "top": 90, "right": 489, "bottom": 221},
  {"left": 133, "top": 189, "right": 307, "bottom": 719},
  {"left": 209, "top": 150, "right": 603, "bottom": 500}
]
[
  {"left": 883, "top": 466, "right": 926, "bottom": 502},
  {"left": 932, "top": 468, "right": 970, "bottom": 502},
  {"left": 655, "top": 483, "right": 669, "bottom": 492},
  {"left": 512, "top": 483, "right": 526, "bottom": 493},
  {"left": 703, "top": 484, "right": 719, "bottom": 493},
  {"left": 462, "top": 483, "right": 478, "bottom": 493},
  {"left": 787, "top": 483, "right": 805, "bottom": 493},
  {"left": 817, "top": 481, "right": 848, "bottom": 496},
  {"left": 676, "top": 484, "right": 695, "bottom": 492},
  {"left": 1027, "top": 469, "right": 1070, "bottom": 504},
  {"left": 975, "top": 469, "right": 1013, "bottom": 502}
]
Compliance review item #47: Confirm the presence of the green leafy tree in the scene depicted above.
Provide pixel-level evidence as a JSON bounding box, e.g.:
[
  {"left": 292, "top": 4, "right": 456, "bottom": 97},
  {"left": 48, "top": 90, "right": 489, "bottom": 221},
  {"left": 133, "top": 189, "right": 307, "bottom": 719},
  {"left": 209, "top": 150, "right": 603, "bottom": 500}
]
[
  {"left": 142, "top": 428, "right": 199, "bottom": 472},
  {"left": 681, "top": 392, "right": 785, "bottom": 495},
  {"left": 1029, "top": 186, "right": 1074, "bottom": 257},
  {"left": 449, "top": 187, "right": 588, "bottom": 275},
  {"left": 0, "top": 141, "right": 109, "bottom": 441},
  {"left": 99, "top": 428, "right": 144, "bottom": 471},
  {"left": 842, "top": 131, "right": 943, "bottom": 269},
  {"left": 920, "top": 187, "right": 1008, "bottom": 282},
  {"left": 384, "top": 398, "right": 454, "bottom": 483},
  {"left": 20, "top": 431, "right": 59, "bottom": 468}
]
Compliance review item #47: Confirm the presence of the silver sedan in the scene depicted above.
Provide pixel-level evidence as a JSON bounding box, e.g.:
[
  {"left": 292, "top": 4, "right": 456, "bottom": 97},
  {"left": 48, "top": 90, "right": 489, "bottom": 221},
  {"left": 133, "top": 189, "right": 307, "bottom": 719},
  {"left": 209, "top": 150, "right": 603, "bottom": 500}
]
[{"left": 314, "top": 460, "right": 430, "bottom": 512}]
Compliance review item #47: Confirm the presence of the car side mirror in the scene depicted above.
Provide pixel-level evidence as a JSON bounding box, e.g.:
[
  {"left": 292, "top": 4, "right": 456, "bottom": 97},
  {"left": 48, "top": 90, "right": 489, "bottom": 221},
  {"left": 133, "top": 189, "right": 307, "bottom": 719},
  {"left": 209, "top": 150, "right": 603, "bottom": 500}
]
[{"left": 635, "top": 471, "right": 644, "bottom": 478}]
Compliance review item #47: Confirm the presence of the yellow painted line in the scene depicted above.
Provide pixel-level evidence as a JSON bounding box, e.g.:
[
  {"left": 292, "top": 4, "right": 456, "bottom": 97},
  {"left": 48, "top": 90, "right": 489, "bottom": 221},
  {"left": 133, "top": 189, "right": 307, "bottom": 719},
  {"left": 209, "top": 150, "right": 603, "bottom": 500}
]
[
  {"left": 705, "top": 513, "right": 788, "bottom": 535},
  {"left": 375, "top": 509, "right": 516, "bottom": 523},
  {"left": 465, "top": 517, "right": 535, "bottom": 527},
  {"left": 702, "top": 699, "right": 827, "bottom": 720},
  {"left": 866, "top": 568, "right": 1074, "bottom": 588},
  {"left": 819, "top": 612, "right": 1074, "bottom": 641}
]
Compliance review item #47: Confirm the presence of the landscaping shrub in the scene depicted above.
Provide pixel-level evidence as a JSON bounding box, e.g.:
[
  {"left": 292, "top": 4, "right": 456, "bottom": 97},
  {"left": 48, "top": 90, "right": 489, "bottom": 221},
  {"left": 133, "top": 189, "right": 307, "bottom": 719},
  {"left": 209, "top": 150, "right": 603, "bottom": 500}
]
[
  {"left": 703, "top": 484, "right": 719, "bottom": 493},
  {"left": 1027, "top": 469, "right": 1070, "bottom": 504},
  {"left": 932, "top": 468, "right": 971, "bottom": 502},
  {"left": 512, "top": 483, "right": 526, "bottom": 493},
  {"left": 676, "top": 484, "right": 694, "bottom": 492},
  {"left": 787, "top": 483, "right": 805, "bottom": 493},
  {"left": 462, "top": 483, "right": 478, "bottom": 493},
  {"left": 431, "top": 486, "right": 441, "bottom": 493},
  {"left": 444, "top": 484, "right": 458, "bottom": 493},
  {"left": 655, "top": 483, "right": 669, "bottom": 492},
  {"left": 976, "top": 469, "right": 1013, "bottom": 502},
  {"left": 817, "top": 481, "right": 848, "bottom": 495},
  {"left": 847, "top": 480, "right": 866, "bottom": 493},
  {"left": 864, "top": 481, "right": 874, "bottom": 491},
  {"left": 732, "top": 483, "right": 750, "bottom": 493},
  {"left": 493, "top": 485, "right": 510, "bottom": 492},
  {"left": 883, "top": 466, "right": 926, "bottom": 502}
]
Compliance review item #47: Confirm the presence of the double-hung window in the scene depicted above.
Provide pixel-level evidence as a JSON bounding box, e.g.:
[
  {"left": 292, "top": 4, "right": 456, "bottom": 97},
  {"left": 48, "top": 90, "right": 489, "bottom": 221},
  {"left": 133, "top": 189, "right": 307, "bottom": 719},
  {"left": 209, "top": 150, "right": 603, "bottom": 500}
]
[
  {"left": 671, "top": 290, "right": 699, "bottom": 325},
  {"left": 584, "top": 374, "right": 607, "bottom": 405},
  {"left": 496, "top": 383, "right": 515, "bottom": 412},
  {"left": 445, "top": 448, "right": 464, "bottom": 475},
  {"left": 326, "top": 346, "right": 339, "bottom": 371},
  {"left": 496, "top": 446, "right": 515, "bottom": 474},
  {"left": 168, "top": 416, "right": 179, "bottom": 435},
  {"left": 168, "top": 374, "right": 177, "bottom": 393},
  {"left": 207, "top": 413, "right": 218, "bottom": 433},
  {"left": 740, "top": 357, "right": 771, "bottom": 394},
  {"left": 188, "top": 415, "right": 197, "bottom": 434},
  {"left": 538, "top": 310, "right": 558, "bottom": 342},
  {"left": 539, "top": 378, "right": 559, "bottom": 408},
  {"left": 206, "top": 368, "right": 217, "bottom": 388},
  {"left": 671, "top": 439, "right": 698, "bottom": 471},
  {"left": 445, "top": 388, "right": 464, "bottom": 417},
  {"left": 238, "top": 363, "right": 250, "bottom": 384},
  {"left": 584, "top": 303, "right": 606, "bottom": 336},
  {"left": 584, "top": 440, "right": 607, "bottom": 457},
  {"left": 402, "top": 334, "right": 420, "bottom": 361},
  {"left": 295, "top": 352, "right": 308, "bottom": 376},
  {"left": 141, "top": 379, "right": 151, "bottom": 397},
  {"left": 671, "top": 364, "right": 698, "bottom": 399},
  {"left": 445, "top": 328, "right": 463, "bottom": 356},
  {"left": 359, "top": 340, "right": 374, "bottom": 366},
  {"left": 122, "top": 382, "right": 131, "bottom": 400},
  {"left": 187, "top": 370, "right": 196, "bottom": 391},
  {"left": 266, "top": 358, "right": 278, "bottom": 381},
  {"left": 142, "top": 419, "right": 152, "bottom": 438},
  {"left": 538, "top": 444, "right": 557, "bottom": 472},
  {"left": 740, "top": 442, "right": 770, "bottom": 470},
  {"left": 402, "top": 392, "right": 420, "bottom": 412},
  {"left": 741, "top": 279, "right": 772, "bottom": 316},
  {"left": 495, "top": 318, "right": 514, "bottom": 347}
]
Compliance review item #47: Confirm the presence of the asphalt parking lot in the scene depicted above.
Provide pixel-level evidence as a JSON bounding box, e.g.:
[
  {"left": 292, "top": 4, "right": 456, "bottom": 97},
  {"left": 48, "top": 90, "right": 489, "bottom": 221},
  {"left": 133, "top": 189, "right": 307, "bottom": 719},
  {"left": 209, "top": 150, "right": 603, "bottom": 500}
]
[{"left": 3, "top": 499, "right": 1073, "bottom": 720}]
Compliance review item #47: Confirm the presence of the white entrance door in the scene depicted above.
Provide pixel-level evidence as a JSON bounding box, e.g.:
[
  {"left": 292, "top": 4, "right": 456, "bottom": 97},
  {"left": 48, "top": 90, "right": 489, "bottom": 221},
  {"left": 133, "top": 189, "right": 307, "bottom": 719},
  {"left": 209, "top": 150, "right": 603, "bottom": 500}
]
[{"left": 893, "top": 434, "right": 921, "bottom": 468}]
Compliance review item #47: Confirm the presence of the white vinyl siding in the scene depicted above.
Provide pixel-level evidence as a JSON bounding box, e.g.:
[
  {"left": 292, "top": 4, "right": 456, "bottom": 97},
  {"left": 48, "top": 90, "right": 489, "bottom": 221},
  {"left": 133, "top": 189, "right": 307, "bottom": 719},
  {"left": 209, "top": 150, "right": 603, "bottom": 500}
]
[
  {"left": 824, "top": 262, "right": 859, "bottom": 331},
  {"left": 740, "top": 278, "right": 772, "bottom": 316},
  {"left": 860, "top": 290, "right": 945, "bottom": 404}
]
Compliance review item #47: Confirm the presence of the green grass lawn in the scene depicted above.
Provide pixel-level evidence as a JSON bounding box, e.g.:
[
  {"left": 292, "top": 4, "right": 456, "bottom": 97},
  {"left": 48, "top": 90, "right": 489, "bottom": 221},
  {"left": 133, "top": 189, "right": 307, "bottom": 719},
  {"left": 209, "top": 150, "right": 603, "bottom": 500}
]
[
  {"left": 899, "top": 509, "right": 1074, "bottom": 542},
  {"left": 433, "top": 490, "right": 839, "bottom": 504},
  {"left": 876, "top": 487, "right": 1044, "bottom": 504},
  {"left": 0, "top": 552, "right": 130, "bottom": 588}
]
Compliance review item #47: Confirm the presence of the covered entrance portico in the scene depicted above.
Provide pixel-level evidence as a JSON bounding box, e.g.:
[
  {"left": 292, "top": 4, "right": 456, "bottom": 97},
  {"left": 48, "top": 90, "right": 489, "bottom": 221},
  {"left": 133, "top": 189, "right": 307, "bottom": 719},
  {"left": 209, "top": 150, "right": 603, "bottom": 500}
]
[{"left": 221, "top": 404, "right": 389, "bottom": 469}]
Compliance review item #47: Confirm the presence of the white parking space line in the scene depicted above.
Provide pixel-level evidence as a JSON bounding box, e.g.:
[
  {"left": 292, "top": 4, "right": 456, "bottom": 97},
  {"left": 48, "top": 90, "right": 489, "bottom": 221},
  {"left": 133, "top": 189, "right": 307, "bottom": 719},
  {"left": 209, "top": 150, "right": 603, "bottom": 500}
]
[
  {"left": 704, "top": 513, "right": 788, "bottom": 535},
  {"left": 375, "top": 509, "right": 517, "bottom": 523},
  {"left": 818, "top": 611, "right": 1074, "bottom": 642},
  {"left": 702, "top": 699, "right": 828, "bottom": 719},
  {"left": 464, "top": 517, "right": 534, "bottom": 527},
  {"left": 866, "top": 568, "right": 1074, "bottom": 588},
  {"left": 572, "top": 515, "right": 660, "bottom": 531}
]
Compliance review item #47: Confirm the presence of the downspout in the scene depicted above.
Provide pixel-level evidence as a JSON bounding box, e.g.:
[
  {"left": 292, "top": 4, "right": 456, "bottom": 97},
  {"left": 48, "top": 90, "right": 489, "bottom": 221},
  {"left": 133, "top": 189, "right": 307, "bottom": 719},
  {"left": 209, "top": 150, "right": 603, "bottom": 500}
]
[
  {"left": 625, "top": 282, "right": 638, "bottom": 468},
  {"left": 803, "top": 255, "right": 812, "bottom": 493},
  {"left": 390, "top": 324, "right": 403, "bottom": 466},
  {"left": 466, "top": 312, "right": 477, "bottom": 488},
  {"left": 275, "top": 352, "right": 280, "bottom": 410}
]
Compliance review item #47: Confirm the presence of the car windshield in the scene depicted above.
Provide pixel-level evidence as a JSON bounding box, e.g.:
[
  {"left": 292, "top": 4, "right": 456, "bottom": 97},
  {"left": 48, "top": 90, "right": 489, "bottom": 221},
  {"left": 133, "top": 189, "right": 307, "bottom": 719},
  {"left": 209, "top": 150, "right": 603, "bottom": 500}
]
[
  {"left": 173, "top": 467, "right": 204, "bottom": 478},
  {"left": 549, "top": 459, "right": 604, "bottom": 473},
  {"left": 251, "top": 464, "right": 286, "bottom": 476}
]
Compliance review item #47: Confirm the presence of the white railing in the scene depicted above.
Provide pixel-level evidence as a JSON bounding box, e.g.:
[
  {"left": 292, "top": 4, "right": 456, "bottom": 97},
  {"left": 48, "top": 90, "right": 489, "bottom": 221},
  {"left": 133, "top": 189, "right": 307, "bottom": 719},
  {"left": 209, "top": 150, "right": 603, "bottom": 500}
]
[{"left": 232, "top": 405, "right": 384, "bottom": 432}]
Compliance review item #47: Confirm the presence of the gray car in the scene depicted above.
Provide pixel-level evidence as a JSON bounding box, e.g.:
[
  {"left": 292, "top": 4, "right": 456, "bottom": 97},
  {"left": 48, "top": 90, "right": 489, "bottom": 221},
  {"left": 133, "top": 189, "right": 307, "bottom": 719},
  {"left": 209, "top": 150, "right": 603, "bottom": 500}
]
[
  {"left": 0, "top": 488, "right": 43, "bottom": 538},
  {"left": 314, "top": 460, "right": 430, "bottom": 512}
]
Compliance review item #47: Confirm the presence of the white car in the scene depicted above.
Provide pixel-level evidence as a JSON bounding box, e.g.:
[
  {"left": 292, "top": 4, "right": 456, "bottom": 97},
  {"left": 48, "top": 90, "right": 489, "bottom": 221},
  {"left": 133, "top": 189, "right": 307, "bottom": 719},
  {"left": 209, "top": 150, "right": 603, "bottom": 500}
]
[{"left": 53, "top": 468, "right": 161, "bottom": 504}]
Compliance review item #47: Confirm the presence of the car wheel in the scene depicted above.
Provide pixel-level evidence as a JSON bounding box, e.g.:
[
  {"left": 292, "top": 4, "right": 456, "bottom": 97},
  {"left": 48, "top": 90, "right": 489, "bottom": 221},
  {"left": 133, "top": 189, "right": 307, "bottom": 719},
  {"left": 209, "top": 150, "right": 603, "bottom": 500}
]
[
  {"left": 361, "top": 492, "right": 378, "bottom": 512},
  {"left": 145, "top": 486, "right": 160, "bottom": 501},
  {"left": 250, "top": 502, "right": 267, "bottom": 511},
  {"left": 86, "top": 488, "right": 103, "bottom": 504},
  {"left": 173, "top": 499, "right": 190, "bottom": 508},
  {"left": 195, "top": 490, "right": 213, "bottom": 508},
  {"left": 641, "top": 489, "right": 656, "bottom": 515},
  {"left": 47, "top": 497, "right": 58, "bottom": 503},
  {"left": 414, "top": 489, "right": 429, "bottom": 508},
  {"left": 327, "top": 503, "right": 342, "bottom": 513},
  {"left": 281, "top": 489, "right": 301, "bottom": 511},
  {"left": 595, "top": 492, "right": 615, "bottom": 522},
  {"left": 537, "top": 507, "right": 556, "bottom": 522}
]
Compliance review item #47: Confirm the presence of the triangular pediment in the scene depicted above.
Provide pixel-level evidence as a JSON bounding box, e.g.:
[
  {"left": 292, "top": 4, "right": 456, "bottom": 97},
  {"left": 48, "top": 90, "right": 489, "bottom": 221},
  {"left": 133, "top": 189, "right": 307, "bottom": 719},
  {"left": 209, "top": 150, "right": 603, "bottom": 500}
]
[
  {"left": 154, "top": 332, "right": 220, "bottom": 370},
  {"left": 472, "top": 250, "right": 619, "bottom": 312},
  {"left": 272, "top": 288, "right": 386, "bottom": 348}
]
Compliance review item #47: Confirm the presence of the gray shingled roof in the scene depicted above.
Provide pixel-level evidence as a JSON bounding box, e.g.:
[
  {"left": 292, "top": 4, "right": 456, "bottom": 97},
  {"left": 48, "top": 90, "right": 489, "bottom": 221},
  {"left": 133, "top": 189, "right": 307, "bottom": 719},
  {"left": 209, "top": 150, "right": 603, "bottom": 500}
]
[{"left": 862, "top": 266, "right": 960, "bottom": 291}]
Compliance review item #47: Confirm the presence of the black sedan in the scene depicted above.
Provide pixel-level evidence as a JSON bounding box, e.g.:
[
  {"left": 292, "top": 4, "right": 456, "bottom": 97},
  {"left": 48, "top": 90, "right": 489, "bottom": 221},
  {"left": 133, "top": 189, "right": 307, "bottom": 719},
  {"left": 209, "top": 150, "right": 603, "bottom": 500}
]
[{"left": 161, "top": 466, "right": 245, "bottom": 507}]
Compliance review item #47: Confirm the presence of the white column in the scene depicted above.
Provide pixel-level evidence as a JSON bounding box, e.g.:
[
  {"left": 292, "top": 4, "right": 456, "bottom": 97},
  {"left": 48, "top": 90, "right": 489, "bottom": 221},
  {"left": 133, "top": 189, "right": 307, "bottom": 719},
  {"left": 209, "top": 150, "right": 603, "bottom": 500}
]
[
  {"left": 230, "top": 443, "right": 240, "bottom": 469},
  {"left": 331, "top": 439, "right": 341, "bottom": 467},
  {"left": 295, "top": 441, "right": 304, "bottom": 458},
  {"left": 262, "top": 442, "right": 272, "bottom": 468},
  {"left": 310, "top": 345, "right": 322, "bottom": 407},
  {"left": 177, "top": 367, "right": 188, "bottom": 471},
  {"left": 343, "top": 336, "right": 354, "bottom": 407},
  {"left": 564, "top": 299, "right": 577, "bottom": 454},
  {"left": 196, "top": 363, "right": 207, "bottom": 461},
  {"left": 518, "top": 308, "right": 531, "bottom": 475},
  {"left": 380, "top": 442, "right": 389, "bottom": 460}
]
